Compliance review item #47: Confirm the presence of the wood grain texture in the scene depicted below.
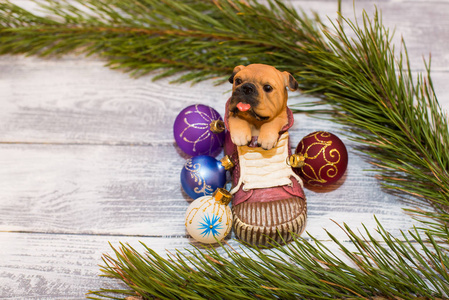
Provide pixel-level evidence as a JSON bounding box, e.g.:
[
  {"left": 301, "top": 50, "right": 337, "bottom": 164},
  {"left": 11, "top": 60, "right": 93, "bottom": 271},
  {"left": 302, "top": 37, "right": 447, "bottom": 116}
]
[
  {"left": 0, "top": 55, "right": 347, "bottom": 145},
  {"left": 0, "top": 0, "right": 448, "bottom": 298},
  {"left": 0, "top": 141, "right": 430, "bottom": 241}
]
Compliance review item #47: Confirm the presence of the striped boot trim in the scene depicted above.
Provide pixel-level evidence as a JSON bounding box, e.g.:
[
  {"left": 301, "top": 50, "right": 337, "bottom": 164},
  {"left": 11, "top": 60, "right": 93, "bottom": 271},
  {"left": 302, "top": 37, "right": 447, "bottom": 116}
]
[{"left": 232, "top": 197, "right": 307, "bottom": 247}]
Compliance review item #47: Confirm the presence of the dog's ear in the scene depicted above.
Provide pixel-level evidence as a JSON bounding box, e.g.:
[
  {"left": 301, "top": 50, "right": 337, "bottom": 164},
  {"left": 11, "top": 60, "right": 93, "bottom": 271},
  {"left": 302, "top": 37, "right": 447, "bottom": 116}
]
[
  {"left": 283, "top": 71, "right": 299, "bottom": 91},
  {"left": 228, "top": 65, "right": 245, "bottom": 84}
]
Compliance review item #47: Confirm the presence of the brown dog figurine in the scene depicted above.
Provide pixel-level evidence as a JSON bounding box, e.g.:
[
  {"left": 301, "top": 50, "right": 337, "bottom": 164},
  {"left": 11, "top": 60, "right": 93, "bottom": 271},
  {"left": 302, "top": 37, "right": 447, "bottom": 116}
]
[
  {"left": 227, "top": 64, "right": 298, "bottom": 150},
  {"left": 225, "top": 64, "right": 307, "bottom": 247}
]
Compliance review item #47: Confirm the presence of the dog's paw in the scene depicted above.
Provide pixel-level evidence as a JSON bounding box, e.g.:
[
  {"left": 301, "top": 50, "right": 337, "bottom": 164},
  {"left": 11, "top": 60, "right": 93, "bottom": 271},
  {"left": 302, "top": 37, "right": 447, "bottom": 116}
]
[
  {"left": 257, "top": 132, "right": 278, "bottom": 150},
  {"left": 231, "top": 130, "right": 252, "bottom": 146}
]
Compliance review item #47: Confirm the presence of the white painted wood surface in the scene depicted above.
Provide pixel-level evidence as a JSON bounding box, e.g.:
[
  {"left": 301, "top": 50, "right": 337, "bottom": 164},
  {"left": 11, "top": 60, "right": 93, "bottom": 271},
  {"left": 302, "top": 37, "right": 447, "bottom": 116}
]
[{"left": 1, "top": 0, "right": 448, "bottom": 298}]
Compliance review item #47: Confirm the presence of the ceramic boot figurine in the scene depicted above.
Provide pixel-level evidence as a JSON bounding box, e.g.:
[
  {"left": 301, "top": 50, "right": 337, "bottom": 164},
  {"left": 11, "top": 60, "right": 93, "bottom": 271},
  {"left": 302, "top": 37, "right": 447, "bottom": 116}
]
[{"left": 225, "top": 64, "right": 307, "bottom": 247}]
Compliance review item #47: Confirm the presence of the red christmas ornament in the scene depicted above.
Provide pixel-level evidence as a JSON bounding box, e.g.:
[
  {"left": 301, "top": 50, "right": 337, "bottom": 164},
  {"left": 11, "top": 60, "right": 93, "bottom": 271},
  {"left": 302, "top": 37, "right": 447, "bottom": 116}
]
[{"left": 290, "top": 131, "right": 348, "bottom": 186}]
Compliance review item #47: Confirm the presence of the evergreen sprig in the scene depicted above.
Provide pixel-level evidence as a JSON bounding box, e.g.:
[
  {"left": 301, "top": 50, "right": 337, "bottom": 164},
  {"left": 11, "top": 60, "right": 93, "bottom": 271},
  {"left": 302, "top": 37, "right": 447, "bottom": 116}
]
[
  {"left": 2, "top": 0, "right": 449, "bottom": 299},
  {"left": 88, "top": 219, "right": 448, "bottom": 299},
  {"left": 297, "top": 10, "right": 449, "bottom": 232},
  {"left": 0, "top": 0, "right": 327, "bottom": 81}
]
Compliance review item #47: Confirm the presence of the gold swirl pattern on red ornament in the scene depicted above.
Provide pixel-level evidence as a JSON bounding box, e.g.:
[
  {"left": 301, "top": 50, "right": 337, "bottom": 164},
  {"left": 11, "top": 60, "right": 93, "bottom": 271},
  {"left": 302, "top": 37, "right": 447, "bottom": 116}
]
[{"left": 299, "top": 131, "right": 341, "bottom": 185}]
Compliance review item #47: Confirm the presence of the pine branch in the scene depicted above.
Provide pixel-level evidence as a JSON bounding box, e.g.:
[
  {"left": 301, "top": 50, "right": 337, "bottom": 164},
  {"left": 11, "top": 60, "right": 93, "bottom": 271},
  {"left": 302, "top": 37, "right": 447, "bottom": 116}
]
[
  {"left": 0, "top": 0, "right": 326, "bottom": 80},
  {"left": 303, "top": 12, "right": 449, "bottom": 229},
  {"left": 87, "top": 219, "right": 449, "bottom": 300}
]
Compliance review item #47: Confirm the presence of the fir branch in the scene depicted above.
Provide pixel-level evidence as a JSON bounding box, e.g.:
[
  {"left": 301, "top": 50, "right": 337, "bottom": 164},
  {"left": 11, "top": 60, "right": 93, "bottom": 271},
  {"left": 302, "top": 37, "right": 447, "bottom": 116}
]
[
  {"left": 0, "top": 0, "right": 326, "bottom": 80},
  {"left": 304, "top": 12, "right": 449, "bottom": 227},
  {"left": 87, "top": 219, "right": 449, "bottom": 300}
]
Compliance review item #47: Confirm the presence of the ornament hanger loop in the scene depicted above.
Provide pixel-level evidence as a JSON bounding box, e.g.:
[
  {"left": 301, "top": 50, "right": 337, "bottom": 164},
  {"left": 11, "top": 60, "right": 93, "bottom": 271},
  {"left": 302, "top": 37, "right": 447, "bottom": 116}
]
[
  {"left": 287, "top": 154, "right": 305, "bottom": 168},
  {"left": 213, "top": 188, "right": 232, "bottom": 206},
  {"left": 210, "top": 120, "right": 225, "bottom": 133},
  {"left": 220, "top": 155, "right": 235, "bottom": 170}
]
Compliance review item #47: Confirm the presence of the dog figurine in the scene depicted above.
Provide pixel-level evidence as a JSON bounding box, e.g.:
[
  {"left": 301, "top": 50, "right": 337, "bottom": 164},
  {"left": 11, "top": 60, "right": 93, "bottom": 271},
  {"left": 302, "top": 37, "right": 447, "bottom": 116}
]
[{"left": 225, "top": 64, "right": 307, "bottom": 247}]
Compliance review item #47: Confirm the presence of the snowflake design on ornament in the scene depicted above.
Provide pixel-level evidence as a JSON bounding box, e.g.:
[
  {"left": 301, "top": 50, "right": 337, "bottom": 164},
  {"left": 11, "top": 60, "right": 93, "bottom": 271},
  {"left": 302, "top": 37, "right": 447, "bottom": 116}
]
[{"left": 198, "top": 213, "right": 223, "bottom": 238}]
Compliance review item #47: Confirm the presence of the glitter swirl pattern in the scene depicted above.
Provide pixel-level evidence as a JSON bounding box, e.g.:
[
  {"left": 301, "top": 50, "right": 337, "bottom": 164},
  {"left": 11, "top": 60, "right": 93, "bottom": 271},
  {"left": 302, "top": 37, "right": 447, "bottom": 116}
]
[
  {"left": 295, "top": 131, "right": 347, "bottom": 185},
  {"left": 174, "top": 104, "right": 225, "bottom": 157},
  {"left": 184, "top": 159, "right": 214, "bottom": 195}
]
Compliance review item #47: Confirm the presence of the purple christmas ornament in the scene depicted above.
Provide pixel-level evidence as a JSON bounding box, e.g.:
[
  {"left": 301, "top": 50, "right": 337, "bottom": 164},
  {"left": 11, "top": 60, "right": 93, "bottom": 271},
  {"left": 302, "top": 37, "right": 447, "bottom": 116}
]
[{"left": 174, "top": 104, "right": 225, "bottom": 157}]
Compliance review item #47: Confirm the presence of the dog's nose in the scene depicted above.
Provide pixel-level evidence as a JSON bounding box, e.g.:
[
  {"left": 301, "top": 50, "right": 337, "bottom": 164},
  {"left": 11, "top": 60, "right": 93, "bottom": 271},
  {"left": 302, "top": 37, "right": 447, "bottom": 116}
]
[{"left": 241, "top": 83, "right": 255, "bottom": 95}]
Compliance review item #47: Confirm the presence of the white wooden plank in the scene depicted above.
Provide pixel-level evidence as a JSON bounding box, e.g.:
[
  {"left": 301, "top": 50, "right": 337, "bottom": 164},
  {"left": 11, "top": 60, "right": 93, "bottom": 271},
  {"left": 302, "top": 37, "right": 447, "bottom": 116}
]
[
  {"left": 0, "top": 55, "right": 229, "bottom": 144},
  {"left": 0, "top": 54, "right": 448, "bottom": 144},
  {"left": 0, "top": 143, "right": 188, "bottom": 236},
  {"left": 0, "top": 55, "right": 343, "bottom": 145},
  {"left": 0, "top": 141, "right": 430, "bottom": 241},
  {"left": 0, "top": 233, "right": 177, "bottom": 299}
]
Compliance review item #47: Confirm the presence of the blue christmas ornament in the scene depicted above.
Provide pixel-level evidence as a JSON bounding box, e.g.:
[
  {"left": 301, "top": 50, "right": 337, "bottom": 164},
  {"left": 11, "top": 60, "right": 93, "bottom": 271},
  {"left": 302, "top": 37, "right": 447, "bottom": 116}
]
[{"left": 181, "top": 155, "right": 233, "bottom": 200}]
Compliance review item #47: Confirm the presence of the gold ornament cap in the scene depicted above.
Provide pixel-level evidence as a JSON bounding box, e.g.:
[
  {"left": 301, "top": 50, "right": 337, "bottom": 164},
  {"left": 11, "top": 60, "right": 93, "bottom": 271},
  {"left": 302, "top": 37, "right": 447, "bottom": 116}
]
[
  {"left": 288, "top": 153, "right": 306, "bottom": 168},
  {"left": 220, "top": 155, "right": 234, "bottom": 170},
  {"left": 213, "top": 188, "right": 232, "bottom": 206},
  {"left": 210, "top": 120, "right": 225, "bottom": 133}
]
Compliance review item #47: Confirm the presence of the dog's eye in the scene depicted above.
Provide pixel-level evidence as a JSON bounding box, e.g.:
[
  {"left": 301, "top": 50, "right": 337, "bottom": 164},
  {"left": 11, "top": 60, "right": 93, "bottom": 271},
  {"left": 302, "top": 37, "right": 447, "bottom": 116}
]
[
  {"left": 263, "top": 85, "right": 273, "bottom": 92},
  {"left": 235, "top": 78, "right": 242, "bottom": 85}
]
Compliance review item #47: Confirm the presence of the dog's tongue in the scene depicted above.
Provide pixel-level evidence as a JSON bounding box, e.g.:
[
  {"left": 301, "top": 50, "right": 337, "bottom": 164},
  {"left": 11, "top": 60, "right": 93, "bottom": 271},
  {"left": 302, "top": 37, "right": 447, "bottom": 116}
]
[{"left": 237, "top": 102, "right": 251, "bottom": 112}]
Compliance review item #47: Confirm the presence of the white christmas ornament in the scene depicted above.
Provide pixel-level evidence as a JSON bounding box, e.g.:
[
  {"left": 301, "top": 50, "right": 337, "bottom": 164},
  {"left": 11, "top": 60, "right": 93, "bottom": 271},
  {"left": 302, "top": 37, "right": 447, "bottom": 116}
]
[{"left": 185, "top": 188, "right": 232, "bottom": 243}]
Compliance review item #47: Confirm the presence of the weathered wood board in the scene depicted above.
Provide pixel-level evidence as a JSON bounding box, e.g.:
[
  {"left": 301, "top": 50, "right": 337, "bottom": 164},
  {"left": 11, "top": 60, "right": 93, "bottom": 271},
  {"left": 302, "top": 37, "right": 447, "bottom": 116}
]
[{"left": 1, "top": 0, "right": 448, "bottom": 298}]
